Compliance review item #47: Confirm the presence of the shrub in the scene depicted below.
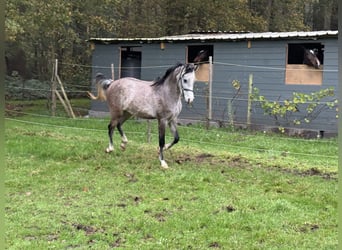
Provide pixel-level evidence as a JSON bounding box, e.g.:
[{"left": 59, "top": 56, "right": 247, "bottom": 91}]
[
  {"left": 251, "top": 87, "right": 338, "bottom": 129},
  {"left": 5, "top": 74, "right": 50, "bottom": 100}
]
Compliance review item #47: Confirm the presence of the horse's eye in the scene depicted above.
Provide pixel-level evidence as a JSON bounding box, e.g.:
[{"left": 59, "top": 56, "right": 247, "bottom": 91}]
[{"left": 183, "top": 79, "right": 188, "bottom": 83}]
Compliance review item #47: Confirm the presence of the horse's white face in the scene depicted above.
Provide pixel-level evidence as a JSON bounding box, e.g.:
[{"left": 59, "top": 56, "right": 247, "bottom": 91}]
[
  {"left": 309, "top": 50, "right": 320, "bottom": 68},
  {"left": 180, "top": 65, "right": 196, "bottom": 104}
]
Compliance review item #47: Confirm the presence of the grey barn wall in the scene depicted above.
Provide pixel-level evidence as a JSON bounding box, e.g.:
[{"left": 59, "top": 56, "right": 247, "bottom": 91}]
[
  {"left": 207, "top": 38, "right": 338, "bottom": 132},
  {"left": 89, "top": 37, "right": 338, "bottom": 133}
]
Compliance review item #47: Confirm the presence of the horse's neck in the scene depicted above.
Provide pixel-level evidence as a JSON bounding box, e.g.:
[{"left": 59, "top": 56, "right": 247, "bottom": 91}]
[{"left": 158, "top": 78, "right": 181, "bottom": 102}]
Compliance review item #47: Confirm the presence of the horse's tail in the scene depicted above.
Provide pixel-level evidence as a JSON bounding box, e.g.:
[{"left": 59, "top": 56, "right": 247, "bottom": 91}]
[
  {"left": 87, "top": 84, "right": 107, "bottom": 101},
  {"left": 87, "top": 74, "right": 111, "bottom": 101}
]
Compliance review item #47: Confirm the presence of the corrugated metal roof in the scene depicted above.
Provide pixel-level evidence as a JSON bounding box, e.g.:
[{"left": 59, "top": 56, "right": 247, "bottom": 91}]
[{"left": 89, "top": 30, "right": 338, "bottom": 43}]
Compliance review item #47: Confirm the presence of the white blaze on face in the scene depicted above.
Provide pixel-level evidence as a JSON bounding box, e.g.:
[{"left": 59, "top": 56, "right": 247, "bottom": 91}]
[
  {"left": 181, "top": 71, "right": 195, "bottom": 103},
  {"left": 310, "top": 50, "right": 320, "bottom": 68}
]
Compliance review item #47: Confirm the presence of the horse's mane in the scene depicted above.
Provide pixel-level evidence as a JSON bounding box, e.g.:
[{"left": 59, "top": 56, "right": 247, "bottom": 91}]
[{"left": 152, "top": 63, "right": 184, "bottom": 87}]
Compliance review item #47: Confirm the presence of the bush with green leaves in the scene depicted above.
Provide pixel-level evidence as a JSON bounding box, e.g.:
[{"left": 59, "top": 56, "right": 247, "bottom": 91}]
[
  {"left": 251, "top": 87, "right": 338, "bottom": 128},
  {"left": 5, "top": 74, "right": 50, "bottom": 100}
]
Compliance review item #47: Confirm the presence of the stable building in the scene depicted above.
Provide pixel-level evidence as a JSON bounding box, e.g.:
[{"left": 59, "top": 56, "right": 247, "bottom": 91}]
[{"left": 88, "top": 30, "right": 338, "bottom": 136}]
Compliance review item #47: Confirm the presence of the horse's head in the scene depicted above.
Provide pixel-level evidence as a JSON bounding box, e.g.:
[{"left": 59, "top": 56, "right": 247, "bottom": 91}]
[
  {"left": 179, "top": 63, "right": 196, "bottom": 104},
  {"left": 153, "top": 63, "right": 196, "bottom": 104},
  {"left": 303, "top": 49, "right": 320, "bottom": 69},
  {"left": 193, "top": 50, "right": 209, "bottom": 63},
  {"left": 95, "top": 73, "right": 106, "bottom": 82}
]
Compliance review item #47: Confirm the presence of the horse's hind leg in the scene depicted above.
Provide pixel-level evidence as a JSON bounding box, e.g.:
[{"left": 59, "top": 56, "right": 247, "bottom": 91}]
[
  {"left": 106, "top": 120, "right": 117, "bottom": 153},
  {"left": 117, "top": 123, "right": 128, "bottom": 150},
  {"left": 117, "top": 113, "right": 131, "bottom": 150}
]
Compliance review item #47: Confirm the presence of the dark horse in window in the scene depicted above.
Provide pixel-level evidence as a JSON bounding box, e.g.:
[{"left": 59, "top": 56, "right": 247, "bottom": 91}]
[{"left": 303, "top": 48, "right": 321, "bottom": 69}]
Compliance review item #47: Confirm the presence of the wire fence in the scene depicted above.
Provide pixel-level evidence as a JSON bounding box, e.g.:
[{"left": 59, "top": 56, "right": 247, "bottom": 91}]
[
  {"left": 3, "top": 108, "right": 334, "bottom": 143},
  {"left": 5, "top": 108, "right": 338, "bottom": 161},
  {"left": 6, "top": 82, "right": 337, "bottom": 105},
  {"left": 6, "top": 60, "right": 339, "bottom": 90},
  {"left": 5, "top": 79, "right": 338, "bottom": 174},
  {"left": 5, "top": 59, "right": 339, "bottom": 135}
]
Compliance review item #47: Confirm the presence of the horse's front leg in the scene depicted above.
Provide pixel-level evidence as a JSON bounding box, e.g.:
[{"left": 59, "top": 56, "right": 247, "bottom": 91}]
[
  {"left": 158, "top": 119, "right": 168, "bottom": 169},
  {"left": 106, "top": 120, "right": 117, "bottom": 153},
  {"left": 164, "top": 120, "right": 179, "bottom": 151}
]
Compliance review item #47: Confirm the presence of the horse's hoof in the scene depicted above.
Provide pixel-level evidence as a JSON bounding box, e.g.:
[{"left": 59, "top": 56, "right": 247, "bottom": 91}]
[
  {"left": 120, "top": 144, "right": 126, "bottom": 151},
  {"left": 160, "top": 160, "right": 169, "bottom": 169},
  {"left": 105, "top": 147, "right": 114, "bottom": 153}
]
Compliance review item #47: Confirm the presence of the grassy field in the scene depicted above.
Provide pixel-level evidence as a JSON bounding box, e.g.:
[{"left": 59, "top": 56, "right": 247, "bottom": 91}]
[{"left": 5, "top": 100, "right": 338, "bottom": 249}]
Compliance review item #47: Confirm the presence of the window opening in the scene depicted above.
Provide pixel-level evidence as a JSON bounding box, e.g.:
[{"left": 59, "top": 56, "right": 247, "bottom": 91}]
[
  {"left": 187, "top": 45, "right": 213, "bottom": 82},
  {"left": 287, "top": 43, "right": 324, "bottom": 66},
  {"left": 285, "top": 43, "right": 324, "bottom": 85}
]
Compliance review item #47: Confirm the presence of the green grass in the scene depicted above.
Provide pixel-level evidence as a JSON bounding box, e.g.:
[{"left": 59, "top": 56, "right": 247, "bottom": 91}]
[{"left": 5, "top": 100, "right": 338, "bottom": 249}]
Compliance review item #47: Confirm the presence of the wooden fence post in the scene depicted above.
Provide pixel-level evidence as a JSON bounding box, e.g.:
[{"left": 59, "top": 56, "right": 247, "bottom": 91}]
[
  {"left": 111, "top": 63, "right": 115, "bottom": 80},
  {"left": 227, "top": 99, "right": 233, "bottom": 126},
  {"left": 247, "top": 74, "right": 253, "bottom": 128},
  {"left": 56, "top": 74, "right": 76, "bottom": 118},
  {"left": 51, "top": 59, "right": 76, "bottom": 118},
  {"left": 206, "top": 56, "right": 213, "bottom": 129},
  {"left": 51, "top": 61, "right": 57, "bottom": 116}
]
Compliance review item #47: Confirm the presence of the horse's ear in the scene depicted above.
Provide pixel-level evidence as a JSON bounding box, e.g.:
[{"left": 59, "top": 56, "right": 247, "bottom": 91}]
[
  {"left": 184, "top": 63, "right": 195, "bottom": 73},
  {"left": 189, "top": 63, "right": 195, "bottom": 71},
  {"left": 95, "top": 73, "right": 106, "bottom": 82}
]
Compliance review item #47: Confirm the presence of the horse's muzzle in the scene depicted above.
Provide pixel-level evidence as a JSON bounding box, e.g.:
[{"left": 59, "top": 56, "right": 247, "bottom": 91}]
[
  {"left": 183, "top": 88, "right": 194, "bottom": 104},
  {"left": 186, "top": 96, "right": 194, "bottom": 104}
]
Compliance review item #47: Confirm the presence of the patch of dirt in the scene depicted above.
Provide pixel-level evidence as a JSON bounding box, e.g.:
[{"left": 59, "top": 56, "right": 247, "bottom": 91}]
[
  {"left": 24, "top": 235, "right": 37, "bottom": 241},
  {"left": 133, "top": 196, "right": 142, "bottom": 204},
  {"left": 175, "top": 153, "right": 337, "bottom": 181},
  {"left": 224, "top": 205, "right": 236, "bottom": 213},
  {"left": 153, "top": 212, "right": 166, "bottom": 222},
  {"left": 143, "top": 234, "right": 154, "bottom": 241},
  {"left": 46, "top": 234, "right": 59, "bottom": 242},
  {"left": 196, "top": 153, "right": 214, "bottom": 160},
  {"left": 117, "top": 203, "right": 127, "bottom": 208},
  {"left": 72, "top": 223, "right": 103, "bottom": 235},
  {"left": 274, "top": 166, "right": 337, "bottom": 180},
  {"left": 124, "top": 173, "right": 138, "bottom": 182},
  {"left": 213, "top": 204, "right": 237, "bottom": 215},
  {"left": 148, "top": 209, "right": 171, "bottom": 222},
  {"left": 144, "top": 209, "right": 152, "bottom": 214},
  {"left": 209, "top": 242, "right": 221, "bottom": 248},
  {"left": 111, "top": 238, "right": 125, "bottom": 248},
  {"left": 175, "top": 154, "right": 192, "bottom": 164},
  {"left": 297, "top": 223, "right": 320, "bottom": 233},
  {"left": 176, "top": 153, "right": 214, "bottom": 164}
]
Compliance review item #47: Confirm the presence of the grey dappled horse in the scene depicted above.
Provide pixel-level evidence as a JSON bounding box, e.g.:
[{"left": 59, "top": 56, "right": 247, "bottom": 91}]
[{"left": 88, "top": 63, "right": 196, "bottom": 168}]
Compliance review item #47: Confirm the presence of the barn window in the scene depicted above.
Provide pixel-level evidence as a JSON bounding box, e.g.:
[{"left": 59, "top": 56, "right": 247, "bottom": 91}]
[
  {"left": 285, "top": 43, "right": 324, "bottom": 85},
  {"left": 187, "top": 45, "right": 213, "bottom": 82}
]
